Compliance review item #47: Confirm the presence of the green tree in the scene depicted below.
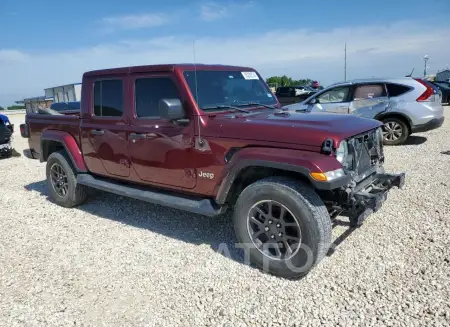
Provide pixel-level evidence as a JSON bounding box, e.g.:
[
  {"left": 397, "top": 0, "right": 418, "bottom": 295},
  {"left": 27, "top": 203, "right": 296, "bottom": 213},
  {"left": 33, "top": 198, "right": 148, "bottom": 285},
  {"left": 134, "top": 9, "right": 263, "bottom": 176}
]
[
  {"left": 266, "top": 76, "right": 314, "bottom": 87},
  {"left": 7, "top": 105, "right": 25, "bottom": 110},
  {"left": 0, "top": 106, "right": 4, "bottom": 111}
]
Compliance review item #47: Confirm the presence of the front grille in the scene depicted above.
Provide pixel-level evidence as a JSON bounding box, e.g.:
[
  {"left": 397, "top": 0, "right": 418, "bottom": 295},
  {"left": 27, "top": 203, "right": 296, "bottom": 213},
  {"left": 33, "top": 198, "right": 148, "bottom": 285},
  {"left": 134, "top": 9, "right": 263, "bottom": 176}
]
[{"left": 347, "top": 129, "right": 383, "bottom": 178}]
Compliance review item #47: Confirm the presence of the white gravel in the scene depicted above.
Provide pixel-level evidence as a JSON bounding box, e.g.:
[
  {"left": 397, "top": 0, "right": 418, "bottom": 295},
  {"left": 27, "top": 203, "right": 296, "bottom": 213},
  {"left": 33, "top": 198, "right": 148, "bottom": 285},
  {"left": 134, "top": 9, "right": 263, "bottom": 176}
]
[{"left": 1, "top": 110, "right": 450, "bottom": 327}]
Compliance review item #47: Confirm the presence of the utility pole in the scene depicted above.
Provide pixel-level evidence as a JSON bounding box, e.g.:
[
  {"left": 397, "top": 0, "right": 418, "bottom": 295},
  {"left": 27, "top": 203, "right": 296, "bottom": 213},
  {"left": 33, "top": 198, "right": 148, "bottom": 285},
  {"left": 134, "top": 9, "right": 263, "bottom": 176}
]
[
  {"left": 423, "top": 55, "right": 429, "bottom": 77},
  {"left": 344, "top": 42, "right": 347, "bottom": 81}
]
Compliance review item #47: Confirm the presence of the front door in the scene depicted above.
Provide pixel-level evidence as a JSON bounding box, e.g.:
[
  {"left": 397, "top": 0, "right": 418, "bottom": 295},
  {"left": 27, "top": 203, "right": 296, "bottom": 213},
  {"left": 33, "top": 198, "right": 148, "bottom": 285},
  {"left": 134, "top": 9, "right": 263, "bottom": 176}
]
[
  {"left": 80, "top": 77, "right": 130, "bottom": 178},
  {"left": 348, "top": 83, "right": 390, "bottom": 118},
  {"left": 128, "top": 74, "right": 196, "bottom": 189},
  {"left": 312, "top": 86, "right": 351, "bottom": 113}
]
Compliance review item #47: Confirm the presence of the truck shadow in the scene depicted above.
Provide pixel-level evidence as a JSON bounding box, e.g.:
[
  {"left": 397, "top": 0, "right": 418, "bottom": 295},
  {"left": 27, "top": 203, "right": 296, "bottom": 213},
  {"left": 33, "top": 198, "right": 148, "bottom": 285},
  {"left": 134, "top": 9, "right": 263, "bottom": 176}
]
[{"left": 24, "top": 180, "right": 355, "bottom": 268}]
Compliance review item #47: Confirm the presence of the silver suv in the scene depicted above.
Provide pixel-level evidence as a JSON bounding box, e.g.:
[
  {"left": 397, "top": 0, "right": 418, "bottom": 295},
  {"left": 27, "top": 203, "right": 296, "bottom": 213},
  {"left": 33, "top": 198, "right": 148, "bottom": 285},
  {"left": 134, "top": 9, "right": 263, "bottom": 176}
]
[{"left": 284, "top": 78, "right": 445, "bottom": 145}]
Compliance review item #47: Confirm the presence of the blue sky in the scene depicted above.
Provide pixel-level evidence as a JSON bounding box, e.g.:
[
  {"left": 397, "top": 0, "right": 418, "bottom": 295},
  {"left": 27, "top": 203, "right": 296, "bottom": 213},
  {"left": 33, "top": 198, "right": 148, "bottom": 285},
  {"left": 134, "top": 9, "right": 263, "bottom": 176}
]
[{"left": 1, "top": 0, "right": 450, "bottom": 106}]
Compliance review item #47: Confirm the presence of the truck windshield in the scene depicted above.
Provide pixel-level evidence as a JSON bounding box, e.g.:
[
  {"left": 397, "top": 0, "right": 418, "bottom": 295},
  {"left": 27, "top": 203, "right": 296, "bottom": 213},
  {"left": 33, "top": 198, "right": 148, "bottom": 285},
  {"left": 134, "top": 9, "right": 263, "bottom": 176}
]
[{"left": 183, "top": 70, "right": 277, "bottom": 111}]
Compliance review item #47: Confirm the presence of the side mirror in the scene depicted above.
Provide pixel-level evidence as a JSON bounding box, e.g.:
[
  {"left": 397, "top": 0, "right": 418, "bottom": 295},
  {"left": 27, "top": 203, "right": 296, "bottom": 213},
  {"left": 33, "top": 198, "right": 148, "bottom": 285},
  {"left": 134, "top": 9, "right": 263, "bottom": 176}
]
[
  {"left": 159, "top": 98, "right": 185, "bottom": 121},
  {"left": 309, "top": 98, "right": 318, "bottom": 104}
]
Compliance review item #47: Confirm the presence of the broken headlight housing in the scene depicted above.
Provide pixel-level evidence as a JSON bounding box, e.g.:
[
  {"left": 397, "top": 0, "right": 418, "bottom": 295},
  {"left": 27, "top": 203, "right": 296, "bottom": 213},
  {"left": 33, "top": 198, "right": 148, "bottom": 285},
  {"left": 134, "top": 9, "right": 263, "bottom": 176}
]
[{"left": 335, "top": 141, "right": 348, "bottom": 164}]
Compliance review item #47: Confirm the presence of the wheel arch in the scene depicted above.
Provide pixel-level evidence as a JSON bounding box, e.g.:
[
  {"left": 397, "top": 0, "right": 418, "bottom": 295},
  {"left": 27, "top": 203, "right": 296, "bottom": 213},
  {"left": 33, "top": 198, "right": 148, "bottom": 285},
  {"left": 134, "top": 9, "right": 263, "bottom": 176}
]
[
  {"left": 215, "top": 160, "right": 315, "bottom": 207},
  {"left": 40, "top": 130, "right": 87, "bottom": 172},
  {"left": 374, "top": 112, "right": 412, "bottom": 134}
]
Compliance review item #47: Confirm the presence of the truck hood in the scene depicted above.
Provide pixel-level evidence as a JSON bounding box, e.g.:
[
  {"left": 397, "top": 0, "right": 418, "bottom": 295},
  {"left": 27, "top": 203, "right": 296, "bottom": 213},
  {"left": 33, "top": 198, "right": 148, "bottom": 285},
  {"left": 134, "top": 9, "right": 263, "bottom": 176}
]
[{"left": 213, "top": 110, "right": 382, "bottom": 147}]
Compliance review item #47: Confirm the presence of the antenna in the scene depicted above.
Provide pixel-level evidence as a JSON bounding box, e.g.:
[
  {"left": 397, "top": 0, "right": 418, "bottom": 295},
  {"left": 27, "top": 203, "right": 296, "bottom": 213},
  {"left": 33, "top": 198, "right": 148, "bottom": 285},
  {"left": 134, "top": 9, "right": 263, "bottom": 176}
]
[
  {"left": 344, "top": 42, "right": 347, "bottom": 81},
  {"left": 406, "top": 68, "right": 415, "bottom": 77},
  {"left": 193, "top": 40, "right": 204, "bottom": 147}
]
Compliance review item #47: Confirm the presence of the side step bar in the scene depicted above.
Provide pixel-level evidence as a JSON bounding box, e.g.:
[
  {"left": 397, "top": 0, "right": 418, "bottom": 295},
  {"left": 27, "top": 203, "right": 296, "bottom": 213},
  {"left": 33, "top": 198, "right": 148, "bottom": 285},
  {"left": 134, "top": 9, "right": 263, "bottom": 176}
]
[{"left": 77, "top": 174, "right": 226, "bottom": 217}]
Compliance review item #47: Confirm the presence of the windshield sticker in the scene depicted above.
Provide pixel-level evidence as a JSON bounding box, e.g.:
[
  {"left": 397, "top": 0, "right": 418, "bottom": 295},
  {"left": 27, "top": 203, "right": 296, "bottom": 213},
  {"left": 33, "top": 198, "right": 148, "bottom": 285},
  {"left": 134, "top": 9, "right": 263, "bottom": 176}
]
[
  {"left": 267, "top": 93, "right": 273, "bottom": 98},
  {"left": 241, "top": 71, "right": 259, "bottom": 80}
]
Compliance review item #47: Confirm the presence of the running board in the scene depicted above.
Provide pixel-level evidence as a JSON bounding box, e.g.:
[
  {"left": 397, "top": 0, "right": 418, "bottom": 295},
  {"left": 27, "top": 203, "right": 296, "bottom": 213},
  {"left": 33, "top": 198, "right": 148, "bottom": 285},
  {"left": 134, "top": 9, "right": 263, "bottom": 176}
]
[{"left": 77, "top": 174, "right": 225, "bottom": 217}]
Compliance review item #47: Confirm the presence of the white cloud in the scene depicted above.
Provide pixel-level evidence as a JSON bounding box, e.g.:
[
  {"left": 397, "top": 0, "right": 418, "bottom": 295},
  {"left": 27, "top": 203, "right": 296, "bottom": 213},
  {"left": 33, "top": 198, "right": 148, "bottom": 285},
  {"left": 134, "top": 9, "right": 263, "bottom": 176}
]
[
  {"left": 0, "top": 49, "right": 29, "bottom": 62},
  {"left": 200, "top": 3, "right": 229, "bottom": 21},
  {"left": 1, "top": 21, "right": 449, "bottom": 106},
  {"left": 101, "top": 13, "right": 169, "bottom": 31},
  {"left": 200, "top": 1, "right": 254, "bottom": 21}
]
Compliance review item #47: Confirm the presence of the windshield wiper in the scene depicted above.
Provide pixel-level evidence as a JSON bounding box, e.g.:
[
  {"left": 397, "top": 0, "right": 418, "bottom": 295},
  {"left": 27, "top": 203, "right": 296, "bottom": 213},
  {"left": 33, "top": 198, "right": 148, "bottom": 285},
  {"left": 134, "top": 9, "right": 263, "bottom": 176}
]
[
  {"left": 202, "top": 105, "right": 250, "bottom": 113},
  {"left": 234, "top": 101, "right": 277, "bottom": 109}
]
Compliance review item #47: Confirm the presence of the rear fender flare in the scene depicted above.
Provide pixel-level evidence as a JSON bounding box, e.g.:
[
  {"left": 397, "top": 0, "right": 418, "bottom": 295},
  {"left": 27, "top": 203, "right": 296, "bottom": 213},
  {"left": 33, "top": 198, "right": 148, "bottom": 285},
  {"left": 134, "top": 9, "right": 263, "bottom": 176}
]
[
  {"left": 40, "top": 130, "right": 87, "bottom": 172},
  {"left": 215, "top": 147, "right": 342, "bottom": 205}
]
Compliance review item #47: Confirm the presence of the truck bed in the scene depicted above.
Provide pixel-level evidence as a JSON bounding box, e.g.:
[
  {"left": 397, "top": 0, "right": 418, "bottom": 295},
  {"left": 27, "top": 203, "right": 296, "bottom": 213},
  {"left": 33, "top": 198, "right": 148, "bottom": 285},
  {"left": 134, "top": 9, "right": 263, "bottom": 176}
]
[{"left": 26, "top": 113, "right": 81, "bottom": 158}]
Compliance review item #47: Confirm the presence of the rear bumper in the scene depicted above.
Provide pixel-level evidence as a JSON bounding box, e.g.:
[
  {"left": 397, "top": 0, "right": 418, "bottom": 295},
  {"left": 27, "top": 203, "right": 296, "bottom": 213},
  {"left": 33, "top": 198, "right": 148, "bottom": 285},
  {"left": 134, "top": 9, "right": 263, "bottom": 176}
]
[{"left": 411, "top": 116, "right": 445, "bottom": 133}]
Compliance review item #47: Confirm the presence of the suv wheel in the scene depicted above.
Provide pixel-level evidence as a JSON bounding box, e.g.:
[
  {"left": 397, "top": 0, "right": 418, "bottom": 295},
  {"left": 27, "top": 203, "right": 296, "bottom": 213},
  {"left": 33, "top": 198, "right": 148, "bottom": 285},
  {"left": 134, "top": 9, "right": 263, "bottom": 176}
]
[
  {"left": 46, "top": 150, "right": 88, "bottom": 208},
  {"left": 233, "top": 177, "right": 332, "bottom": 279},
  {"left": 381, "top": 118, "right": 409, "bottom": 145}
]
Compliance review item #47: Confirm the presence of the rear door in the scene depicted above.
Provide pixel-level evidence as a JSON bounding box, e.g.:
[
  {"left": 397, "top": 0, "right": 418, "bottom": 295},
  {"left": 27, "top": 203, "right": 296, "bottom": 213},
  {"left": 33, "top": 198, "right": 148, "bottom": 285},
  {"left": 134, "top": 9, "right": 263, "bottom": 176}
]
[
  {"left": 313, "top": 85, "right": 351, "bottom": 113},
  {"left": 128, "top": 73, "right": 196, "bottom": 189},
  {"left": 80, "top": 77, "right": 130, "bottom": 178},
  {"left": 348, "top": 83, "right": 389, "bottom": 118}
]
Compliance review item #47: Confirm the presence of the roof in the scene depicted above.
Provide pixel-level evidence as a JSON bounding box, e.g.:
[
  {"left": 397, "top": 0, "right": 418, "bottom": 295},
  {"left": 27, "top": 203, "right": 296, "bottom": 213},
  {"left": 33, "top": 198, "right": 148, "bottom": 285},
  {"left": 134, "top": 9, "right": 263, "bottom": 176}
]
[
  {"left": 22, "top": 96, "right": 54, "bottom": 102},
  {"left": 44, "top": 82, "right": 82, "bottom": 90},
  {"left": 83, "top": 63, "right": 255, "bottom": 77},
  {"left": 329, "top": 77, "right": 415, "bottom": 87}
]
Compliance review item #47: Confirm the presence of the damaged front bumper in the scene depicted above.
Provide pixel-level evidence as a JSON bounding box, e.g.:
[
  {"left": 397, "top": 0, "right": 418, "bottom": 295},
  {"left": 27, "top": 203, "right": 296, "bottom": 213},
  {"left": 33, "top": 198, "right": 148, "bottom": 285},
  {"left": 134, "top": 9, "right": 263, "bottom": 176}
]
[
  {"left": 0, "top": 142, "right": 13, "bottom": 158},
  {"left": 346, "top": 172, "right": 405, "bottom": 226}
]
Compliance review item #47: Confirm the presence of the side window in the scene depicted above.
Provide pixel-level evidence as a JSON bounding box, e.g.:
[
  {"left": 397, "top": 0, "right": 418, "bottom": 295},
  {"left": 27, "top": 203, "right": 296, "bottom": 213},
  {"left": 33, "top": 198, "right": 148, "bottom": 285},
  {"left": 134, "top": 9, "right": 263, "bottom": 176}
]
[
  {"left": 353, "top": 84, "right": 385, "bottom": 100},
  {"left": 135, "top": 77, "right": 180, "bottom": 118},
  {"left": 317, "top": 86, "right": 350, "bottom": 103},
  {"left": 93, "top": 79, "right": 123, "bottom": 117},
  {"left": 386, "top": 83, "right": 411, "bottom": 97}
]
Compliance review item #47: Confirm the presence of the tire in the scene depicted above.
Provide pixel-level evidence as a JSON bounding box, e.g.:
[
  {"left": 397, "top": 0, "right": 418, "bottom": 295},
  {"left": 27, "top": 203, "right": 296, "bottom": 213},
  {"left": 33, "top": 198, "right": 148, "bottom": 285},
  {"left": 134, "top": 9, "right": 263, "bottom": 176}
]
[
  {"left": 381, "top": 117, "right": 409, "bottom": 145},
  {"left": 46, "top": 150, "right": 88, "bottom": 208},
  {"left": 232, "top": 177, "right": 332, "bottom": 279}
]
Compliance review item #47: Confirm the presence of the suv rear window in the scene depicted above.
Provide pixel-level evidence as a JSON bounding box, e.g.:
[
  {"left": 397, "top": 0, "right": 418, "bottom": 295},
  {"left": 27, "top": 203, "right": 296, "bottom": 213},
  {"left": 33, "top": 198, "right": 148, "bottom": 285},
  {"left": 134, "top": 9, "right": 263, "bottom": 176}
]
[{"left": 386, "top": 83, "right": 411, "bottom": 97}]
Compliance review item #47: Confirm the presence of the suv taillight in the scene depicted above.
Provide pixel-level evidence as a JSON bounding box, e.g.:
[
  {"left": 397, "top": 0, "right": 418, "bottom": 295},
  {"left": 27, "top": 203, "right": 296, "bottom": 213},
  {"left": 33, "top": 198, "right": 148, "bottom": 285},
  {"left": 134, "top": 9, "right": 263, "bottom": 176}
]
[{"left": 414, "top": 78, "right": 434, "bottom": 102}]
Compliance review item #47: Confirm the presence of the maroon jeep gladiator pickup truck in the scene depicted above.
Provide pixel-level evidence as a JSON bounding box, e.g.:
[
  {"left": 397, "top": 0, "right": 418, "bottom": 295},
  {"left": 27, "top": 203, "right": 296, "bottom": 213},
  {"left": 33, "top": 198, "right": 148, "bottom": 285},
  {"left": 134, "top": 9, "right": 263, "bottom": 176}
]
[{"left": 21, "top": 64, "right": 405, "bottom": 278}]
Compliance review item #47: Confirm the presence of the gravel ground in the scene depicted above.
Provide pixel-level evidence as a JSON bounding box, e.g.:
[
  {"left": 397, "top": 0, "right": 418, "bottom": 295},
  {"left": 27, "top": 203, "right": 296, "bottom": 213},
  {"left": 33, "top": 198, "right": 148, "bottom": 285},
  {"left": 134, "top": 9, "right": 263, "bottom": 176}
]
[{"left": 1, "top": 110, "right": 450, "bottom": 327}]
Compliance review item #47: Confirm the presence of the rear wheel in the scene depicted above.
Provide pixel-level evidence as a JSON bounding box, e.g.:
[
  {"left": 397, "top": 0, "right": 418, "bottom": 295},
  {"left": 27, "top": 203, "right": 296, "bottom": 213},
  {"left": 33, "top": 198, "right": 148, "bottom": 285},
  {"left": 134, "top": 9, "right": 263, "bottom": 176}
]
[
  {"left": 233, "top": 177, "right": 332, "bottom": 279},
  {"left": 381, "top": 117, "right": 409, "bottom": 145},
  {"left": 46, "top": 151, "right": 88, "bottom": 207}
]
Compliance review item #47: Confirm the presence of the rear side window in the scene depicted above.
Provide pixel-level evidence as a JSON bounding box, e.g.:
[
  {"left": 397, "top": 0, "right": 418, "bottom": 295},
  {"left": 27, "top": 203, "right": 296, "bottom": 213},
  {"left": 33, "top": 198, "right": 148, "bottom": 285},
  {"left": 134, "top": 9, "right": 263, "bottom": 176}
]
[
  {"left": 353, "top": 84, "right": 385, "bottom": 100},
  {"left": 93, "top": 79, "right": 123, "bottom": 117},
  {"left": 134, "top": 77, "right": 180, "bottom": 118},
  {"left": 386, "top": 83, "right": 411, "bottom": 97}
]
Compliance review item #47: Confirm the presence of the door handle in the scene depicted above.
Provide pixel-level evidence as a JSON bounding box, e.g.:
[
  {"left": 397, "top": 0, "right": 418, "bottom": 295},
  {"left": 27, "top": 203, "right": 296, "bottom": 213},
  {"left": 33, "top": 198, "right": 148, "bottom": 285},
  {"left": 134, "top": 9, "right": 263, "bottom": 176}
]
[
  {"left": 130, "top": 132, "right": 158, "bottom": 141},
  {"left": 90, "top": 129, "right": 105, "bottom": 136}
]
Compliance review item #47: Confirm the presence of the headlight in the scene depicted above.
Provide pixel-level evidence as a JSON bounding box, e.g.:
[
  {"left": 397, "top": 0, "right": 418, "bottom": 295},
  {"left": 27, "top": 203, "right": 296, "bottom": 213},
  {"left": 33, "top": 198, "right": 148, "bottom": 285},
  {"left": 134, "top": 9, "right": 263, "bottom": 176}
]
[
  {"left": 335, "top": 141, "right": 348, "bottom": 163},
  {"left": 310, "top": 168, "right": 345, "bottom": 182}
]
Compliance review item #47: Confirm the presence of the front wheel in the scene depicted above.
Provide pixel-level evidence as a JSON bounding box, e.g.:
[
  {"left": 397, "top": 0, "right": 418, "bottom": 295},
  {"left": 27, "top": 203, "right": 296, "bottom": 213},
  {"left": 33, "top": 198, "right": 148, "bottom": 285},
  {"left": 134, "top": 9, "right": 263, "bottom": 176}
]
[
  {"left": 233, "top": 177, "right": 332, "bottom": 279},
  {"left": 382, "top": 118, "right": 409, "bottom": 145}
]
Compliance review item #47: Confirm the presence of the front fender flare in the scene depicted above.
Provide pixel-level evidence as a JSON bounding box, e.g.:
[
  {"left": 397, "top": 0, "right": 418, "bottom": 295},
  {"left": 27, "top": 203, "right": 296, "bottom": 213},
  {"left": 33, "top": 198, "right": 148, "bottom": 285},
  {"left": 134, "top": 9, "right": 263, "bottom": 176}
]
[
  {"left": 215, "top": 147, "right": 344, "bottom": 205},
  {"left": 40, "top": 130, "right": 87, "bottom": 172}
]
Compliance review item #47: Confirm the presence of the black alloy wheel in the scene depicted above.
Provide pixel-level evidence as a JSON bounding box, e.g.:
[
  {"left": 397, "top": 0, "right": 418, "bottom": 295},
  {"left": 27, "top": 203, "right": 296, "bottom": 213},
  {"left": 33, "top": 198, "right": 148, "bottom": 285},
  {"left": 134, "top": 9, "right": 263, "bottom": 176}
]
[
  {"left": 50, "top": 162, "right": 69, "bottom": 197},
  {"left": 247, "top": 200, "right": 302, "bottom": 260}
]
